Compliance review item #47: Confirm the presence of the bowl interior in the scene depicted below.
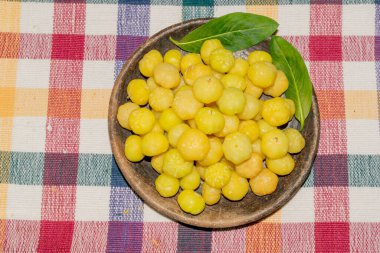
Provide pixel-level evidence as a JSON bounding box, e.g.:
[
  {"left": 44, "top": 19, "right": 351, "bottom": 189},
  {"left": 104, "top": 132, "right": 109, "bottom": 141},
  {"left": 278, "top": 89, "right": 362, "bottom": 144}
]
[{"left": 108, "top": 19, "right": 320, "bottom": 228}]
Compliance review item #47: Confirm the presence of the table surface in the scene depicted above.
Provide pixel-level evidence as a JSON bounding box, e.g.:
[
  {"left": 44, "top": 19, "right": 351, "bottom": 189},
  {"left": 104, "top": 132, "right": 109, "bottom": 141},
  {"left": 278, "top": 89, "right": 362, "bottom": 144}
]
[{"left": 1, "top": 0, "right": 380, "bottom": 252}]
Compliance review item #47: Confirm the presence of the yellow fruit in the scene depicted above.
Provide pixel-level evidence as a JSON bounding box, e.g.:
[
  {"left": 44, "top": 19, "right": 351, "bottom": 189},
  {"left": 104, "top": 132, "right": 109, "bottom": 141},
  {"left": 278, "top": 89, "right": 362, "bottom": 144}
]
[
  {"left": 180, "top": 168, "right": 201, "bottom": 190},
  {"left": 209, "top": 48, "right": 235, "bottom": 73},
  {"left": 168, "top": 123, "right": 190, "bottom": 148},
  {"left": 163, "top": 149, "right": 193, "bottom": 178},
  {"left": 245, "top": 77, "right": 263, "bottom": 99},
  {"left": 183, "top": 63, "right": 212, "bottom": 86},
  {"left": 198, "top": 137, "right": 223, "bottom": 167},
  {"left": 285, "top": 98, "right": 296, "bottom": 120},
  {"left": 127, "top": 79, "right": 149, "bottom": 105},
  {"left": 222, "top": 132, "right": 252, "bottom": 165},
  {"left": 124, "top": 135, "right": 144, "bottom": 162},
  {"left": 229, "top": 58, "right": 249, "bottom": 76},
  {"left": 205, "top": 162, "right": 232, "bottom": 189},
  {"left": 254, "top": 99, "right": 264, "bottom": 121},
  {"left": 284, "top": 128, "right": 305, "bottom": 153},
  {"left": 117, "top": 102, "right": 139, "bottom": 130},
  {"left": 217, "top": 87, "right": 246, "bottom": 116},
  {"left": 172, "top": 88, "right": 204, "bottom": 120},
  {"left": 237, "top": 93, "right": 260, "bottom": 120},
  {"left": 192, "top": 75, "right": 223, "bottom": 104},
  {"left": 150, "top": 121, "right": 164, "bottom": 134},
  {"left": 158, "top": 108, "right": 183, "bottom": 131},
  {"left": 235, "top": 152, "right": 263, "bottom": 178},
  {"left": 252, "top": 139, "right": 265, "bottom": 159},
  {"left": 201, "top": 182, "right": 221, "bottom": 205},
  {"left": 151, "top": 152, "right": 166, "bottom": 174},
  {"left": 220, "top": 73, "right": 247, "bottom": 90},
  {"left": 215, "top": 114, "right": 239, "bottom": 137},
  {"left": 149, "top": 87, "right": 174, "bottom": 112},
  {"left": 257, "top": 119, "right": 275, "bottom": 137},
  {"left": 262, "top": 97, "right": 291, "bottom": 127},
  {"left": 142, "top": 132, "right": 169, "bottom": 156},
  {"left": 139, "top": 49, "right": 163, "bottom": 77},
  {"left": 238, "top": 120, "right": 260, "bottom": 143},
  {"left": 261, "top": 129, "right": 289, "bottom": 159},
  {"left": 177, "top": 128, "right": 210, "bottom": 161},
  {"left": 155, "top": 174, "right": 179, "bottom": 197},
  {"left": 249, "top": 169, "right": 279, "bottom": 196},
  {"left": 177, "top": 190, "right": 205, "bottom": 215},
  {"left": 266, "top": 153, "right": 295, "bottom": 176},
  {"left": 248, "top": 50, "right": 272, "bottom": 64},
  {"left": 264, "top": 71, "right": 289, "bottom": 97},
  {"left": 146, "top": 77, "right": 158, "bottom": 91},
  {"left": 194, "top": 107, "right": 225, "bottom": 134},
  {"left": 180, "top": 53, "right": 202, "bottom": 75},
  {"left": 153, "top": 62, "right": 181, "bottom": 89},
  {"left": 222, "top": 172, "right": 249, "bottom": 201},
  {"left": 195, "top": 164, "right": 207, "bottom": 181},
  {"left": 128, "top": 108, "right": 156, "bottom": 135},
  {"left": 164, "top": 49, "right": 182, "bottom": 70},
  {"left": 247, "top": 61, "right": 277, "bottom": 88},
  {"left": 200, "top": 39, "right": 223, "bottom": 64}
]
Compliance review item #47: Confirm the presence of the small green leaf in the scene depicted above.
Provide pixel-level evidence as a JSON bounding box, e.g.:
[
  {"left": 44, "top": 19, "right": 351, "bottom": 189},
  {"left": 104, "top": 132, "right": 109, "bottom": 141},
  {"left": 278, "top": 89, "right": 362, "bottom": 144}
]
[
  {"left": 269, "top": 36, "right": 312, "bottom": 131},
  {"left": 170, "top": 12, "right": 278, "bottom": 53}
]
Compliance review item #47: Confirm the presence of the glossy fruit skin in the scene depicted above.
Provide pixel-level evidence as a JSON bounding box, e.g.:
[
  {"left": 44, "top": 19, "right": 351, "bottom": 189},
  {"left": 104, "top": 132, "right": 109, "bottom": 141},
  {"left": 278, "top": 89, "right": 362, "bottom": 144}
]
[
  {"left": 180, "top": 169, "right": 201, "bottom": 190},
  {"left": 155, "top": 174, "right": 180, "bottom": 197},
  {"left": 217, "top": 87, "right": 246, "bottom": 116},
  {"left": 177, "top": 190, "right": 205, "bottom": 215},
  {"left": 168, "top": 123, "right": 190, "bottom": 148},
  {"left": 164, "top": 49, "right": 182, "bottom": 70},
  {"left": 223, "top": 132, "right": 252, "bottom": 165},
  {"left": 153, "top": 62, "right": 181, "bottom": 89},
  {"left": 245, "top": 77, "right": 263, "bottom": 98},
  {"left": 172, "top": 88, "right": 204, "bottom": 120},
  {"left": 127, "top": 79, "right": 149, "bottom": 105},
  {"left": 250, "top": 169, "right": 279, "bottom": 196},
  {"left": 215, "top": 114, "right": 240, "bottom": 137},
  {"left": 228, "top": 58, "right": 249, "bottom": 76},
  {"left": 200, "top": 39, "right": 223, "bottom": 65},
  {"left": 141, "top": 132, "right": 169, "bottom": 157},
  {"left": 220, "top": 73, "right": 247, "bottom": 90},
  {"left": 198, "top": 137, "right": 223, "bottom": 167},
  {"left": 124, "top": 135, "right": 144, "bottom": 162},
  {"left": 222, "top": 172, "right": 249, "bottom": 201},
  {"left": 238, "top": 120, "right": 260, "bottom": 143},
  {"left": 149, "top": 87, "right": 174, "bottom": 112},
  {"left": 247, "top": 61, "right": 277, "bottom": 88},
  {"left": 183, "top": 63, "right": 212, "bottom": 86},
  {"left": 180, "top": 53, "right": 202, "bottom": 75},
  {"left": 266, "top": 153, "right": 295, "bottom": 176},
  {"left": 177, "top": 128, "right": 210, "bottom": 161},
  {"left": 117, "top": 102, "right": 139, "bottom": 130},
  {"left": 192, "top": 75, "right": 223, "bottom": 104},
  {"left": 257, "top": 119, "right": 275, "bottom": 137},
  {"left": 195, "top": 107, "right": 225, "bottom": 135},
  {"left": 262, "top": 97, "right": 291, "bottom": 127},
  {"left": 201, "top": 182, "right": 221, "bottom": 205},
  {"left": 209, "top": 48, "right": 235, "bottom": 73},
  {"left": 205, "top": 162, "right": 232, "bottom": 189},
  {"left": 128, "top": 108, "right": 156, "bottom": 135},
  {"left": 248, "top": 50, "right": 272, "bottom": 64},
  {"left": 261, "top": 129, "right": 289, "bottom": 159},
  {"left": 151, "top": 152, "right": 165, "bottom": 174},
  {"left": 264, "top": 71, "right": 289, "bottom": 97},
  {"left": 235, "top": 152, "right": 263, "bottom": 178},
  {"left": 139, "top": 49, "right": 163, "bottom": 77},
  {"left": 284, "top": 128, "right": 306, "bottom": 153},
  {"left": 238, "top": 93, "right": 261, "bottom": 120},
  {"left": 162, "top": 149, "right": 193, "bottom": 178},
  {"left": 158, "top": 108, "right": 183, "bottom": 131}
]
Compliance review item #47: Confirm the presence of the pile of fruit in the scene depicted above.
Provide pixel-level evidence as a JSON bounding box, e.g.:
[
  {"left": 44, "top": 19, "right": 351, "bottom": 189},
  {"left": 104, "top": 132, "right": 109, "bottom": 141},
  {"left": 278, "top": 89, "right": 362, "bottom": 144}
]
[{"left": 117, "top": 39, "right": 305, "bottom": 215}]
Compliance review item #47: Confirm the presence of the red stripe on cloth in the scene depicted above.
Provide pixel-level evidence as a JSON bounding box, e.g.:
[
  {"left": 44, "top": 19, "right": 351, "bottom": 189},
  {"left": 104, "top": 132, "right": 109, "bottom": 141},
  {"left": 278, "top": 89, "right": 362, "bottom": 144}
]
[
  {"left": 40, "top": 186, "right": 76, "bottom": 221},
  {"left": 310, "top": 36, "right": 343, "bottom": 61},
  {"left": 51, "top": 34, "right": 85, "bottom": 60},
  {"left": 4, "top": 220, "right": 40, "bottom": 252},
  {"left": 310, "top": 62, "right": 343, "bottom": 90},
  {"left": 45, "top": 118, "right": 80, "bottom": 153},
  {"left": 283, "top": 36, "right": 310, "bottom": 61},
  {"left": 53, "top": 3, "right": 86, "bottom": 35},
  {"left": 315, "top": 222, "right": 350, "bottom": 253},
  {"left": 342, "top": 36, "right": 375, "bottom": 62},
  {"left": 318, "top": 120, "right": 347, "bottom": 155},
  {"left": 246, "top": 223, "right": 282, "bottom": 252},
  {"left": 141, "top": 222, "right": 178, "bottom": 253},
  {"left": 37, "top": 221, "right": 74, "bottom": 253},
  {"left": 315, "top": 89, "right": 346, "bottom": 119},
  {"left": 50, "top": 60, "right": 84, "bottom": 89},
  {"left": 19, "top": 34, "right": 52, "bottom": 59},
  {"left": 315, "top": 187, "right": 349, "bottom": 222},
  {"left": 310, "top": 4, "right": 342, "bottom": 35},
  {"left": 281, "top": 223, "right": 315, "bottom": 253},
  {"left": 71, "top": 221, "right": 109, "bottom": 252},
  {"left": 211, "top": 225, "right": 246, "bottom": 252},
  {"left": 350, "top": 223, "right": 380, "bottom": 252},
  {"left": 84, "top": 35, "right": 117, "bottom": 61}
]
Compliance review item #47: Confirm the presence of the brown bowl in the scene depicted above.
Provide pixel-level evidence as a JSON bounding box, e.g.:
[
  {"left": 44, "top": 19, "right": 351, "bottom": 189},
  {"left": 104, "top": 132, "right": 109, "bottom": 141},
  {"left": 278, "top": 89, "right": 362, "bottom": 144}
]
[{"left": 108, "top": 18, "right": 320, "bottom": 228}]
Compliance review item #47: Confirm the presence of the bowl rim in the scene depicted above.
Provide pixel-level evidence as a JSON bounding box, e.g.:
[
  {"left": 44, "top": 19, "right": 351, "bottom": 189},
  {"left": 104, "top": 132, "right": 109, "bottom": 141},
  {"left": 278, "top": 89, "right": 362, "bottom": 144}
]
[{"left": 108, "top": 18, "right": 320, "bottom": 228}]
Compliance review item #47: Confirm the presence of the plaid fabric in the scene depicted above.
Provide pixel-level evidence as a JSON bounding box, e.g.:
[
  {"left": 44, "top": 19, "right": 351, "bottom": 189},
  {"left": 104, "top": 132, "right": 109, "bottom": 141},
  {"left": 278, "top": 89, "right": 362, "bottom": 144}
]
[{"left": 1, "top": 0, "right": 380, "bottom": 252}]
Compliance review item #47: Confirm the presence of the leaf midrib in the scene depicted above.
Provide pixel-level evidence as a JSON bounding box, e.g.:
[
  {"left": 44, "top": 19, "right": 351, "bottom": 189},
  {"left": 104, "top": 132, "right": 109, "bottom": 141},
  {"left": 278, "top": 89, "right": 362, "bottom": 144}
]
[
  {"left": 174, "top": 25, "right": 271, "bottom": 46},
  {"left": 274, "top": 40, "right": 304, "bottom": 124}
]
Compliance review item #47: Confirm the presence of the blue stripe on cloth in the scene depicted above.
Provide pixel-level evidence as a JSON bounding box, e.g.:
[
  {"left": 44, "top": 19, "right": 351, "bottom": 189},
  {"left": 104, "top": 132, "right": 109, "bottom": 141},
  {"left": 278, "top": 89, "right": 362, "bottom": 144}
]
[
  {"left": 177, "top": 224, "right": 212, "bottom": 252},
  {"left": 348, "top": 155, "right": 380, "bottom": 187}
]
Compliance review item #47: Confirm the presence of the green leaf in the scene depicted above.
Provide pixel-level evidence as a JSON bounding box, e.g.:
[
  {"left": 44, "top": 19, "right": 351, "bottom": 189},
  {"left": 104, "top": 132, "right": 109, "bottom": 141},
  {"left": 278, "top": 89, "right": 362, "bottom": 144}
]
[
  {"left": 269, "top": 36, "right": 312, "bottom": 131},
  {"left": 170, "top": 12, "right": 278, "bottom": 53}
]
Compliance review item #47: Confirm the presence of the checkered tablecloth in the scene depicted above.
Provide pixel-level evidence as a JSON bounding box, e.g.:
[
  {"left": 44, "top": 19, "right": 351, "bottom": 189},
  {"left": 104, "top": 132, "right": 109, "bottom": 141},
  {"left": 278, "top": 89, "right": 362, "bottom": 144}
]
[{"left": 1, "top": 0, "right": 380, "bottom": 252}]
